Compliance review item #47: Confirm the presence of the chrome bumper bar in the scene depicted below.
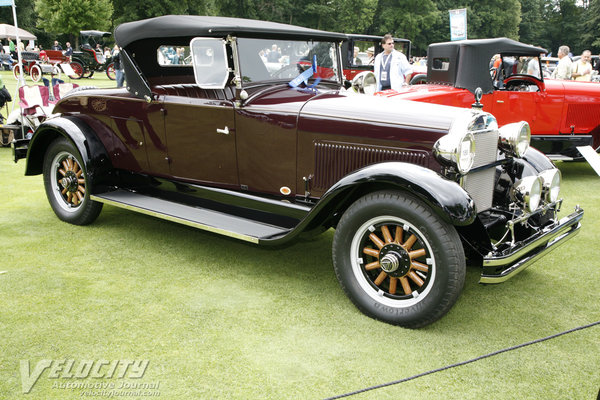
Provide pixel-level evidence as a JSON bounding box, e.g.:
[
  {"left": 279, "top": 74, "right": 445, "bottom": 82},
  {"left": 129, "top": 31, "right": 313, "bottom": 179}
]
[{"left": 480, "top": 206, "right": 584, "bottom": 283}]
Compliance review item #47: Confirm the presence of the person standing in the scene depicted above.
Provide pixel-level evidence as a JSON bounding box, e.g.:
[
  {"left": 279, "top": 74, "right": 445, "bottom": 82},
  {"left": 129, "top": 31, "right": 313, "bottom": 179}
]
[
  {"left": 64, "top": 42, "right": 73, "bottom": 61},
  {"left": 551, "top": 45, "right": 572, "bottom": 80},
  {"left": 51, "top": 40, "right": 62, "bottom": 51},
  {"left": 373, "top": 34, "right": 413, "bottom": 91},
  {"left": 571, "top": 50, "right": 593, "bottom": 81},
  {"left": 112, "top": 45, "right": 125, "bottom": 88}
]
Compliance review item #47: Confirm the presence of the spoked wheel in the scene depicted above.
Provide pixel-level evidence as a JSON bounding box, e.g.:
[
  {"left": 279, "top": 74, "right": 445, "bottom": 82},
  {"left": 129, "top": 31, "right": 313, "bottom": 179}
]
[
  {"left": 12, "top": 64, "right": 21, "bottom": 80},
  {"left": 83, "top": 69, "right": 94, "bottom": 79},
  {"left": 332, "top": 191, "right": 465, "bottom": 328},
  {"left": 30, "top": 64, "right": 42, "bottom": 82},
  {"left": 106, "top": 62, "right": 116, "bottom": 80},
  {"left": 43, "top": 138, "right": 102, "bottom": 225},
  {"left": 69, "top": 61, "right": 84, "bottom": 79}
]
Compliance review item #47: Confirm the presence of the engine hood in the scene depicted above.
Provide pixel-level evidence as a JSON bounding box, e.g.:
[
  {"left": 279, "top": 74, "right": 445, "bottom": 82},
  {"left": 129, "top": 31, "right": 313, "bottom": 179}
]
[{"left": 300, "top": 91, "right": 475, "bottom": 134}]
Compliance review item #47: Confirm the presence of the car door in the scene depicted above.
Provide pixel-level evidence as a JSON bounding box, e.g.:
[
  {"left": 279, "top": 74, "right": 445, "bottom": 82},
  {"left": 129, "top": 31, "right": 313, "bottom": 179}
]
[{"left": 159, "top": 39, "right": 239, "bottom": 187}]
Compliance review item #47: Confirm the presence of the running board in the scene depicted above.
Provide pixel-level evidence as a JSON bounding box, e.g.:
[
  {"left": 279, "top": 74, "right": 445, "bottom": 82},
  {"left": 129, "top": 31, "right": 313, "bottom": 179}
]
[{"left": 91, "top": 190, "right": 290, "bottom": 243}]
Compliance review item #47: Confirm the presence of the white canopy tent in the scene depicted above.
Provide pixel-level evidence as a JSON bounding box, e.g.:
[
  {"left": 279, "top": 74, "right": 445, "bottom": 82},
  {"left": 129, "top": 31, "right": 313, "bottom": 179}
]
[{"left": 0, "top": 23, "right": 36, "bottom": 40}]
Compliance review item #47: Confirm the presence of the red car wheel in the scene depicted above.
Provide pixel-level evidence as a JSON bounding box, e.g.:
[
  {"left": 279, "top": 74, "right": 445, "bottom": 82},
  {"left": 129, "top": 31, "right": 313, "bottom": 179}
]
[
  {"left": 106, "top": 62, "right": 116, "bottom": 80},
  {"left": 69, "top": 61, "right": 84, "bottom": 79},
  {"left": 30, "top": 65, "right": 42, "bottom": 82},
  {"left": 12, "top": 64, "right": 21, "bottom": 80}
]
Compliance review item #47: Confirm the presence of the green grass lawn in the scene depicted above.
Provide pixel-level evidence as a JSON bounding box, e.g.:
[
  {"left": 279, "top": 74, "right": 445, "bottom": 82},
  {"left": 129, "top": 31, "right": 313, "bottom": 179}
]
[{"left": 0, "top": 84, "right": 599, "bottom": 399}]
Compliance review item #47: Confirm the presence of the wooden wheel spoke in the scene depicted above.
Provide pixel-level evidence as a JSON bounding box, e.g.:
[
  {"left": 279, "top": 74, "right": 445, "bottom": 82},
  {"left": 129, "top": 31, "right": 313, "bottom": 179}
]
[
  {"left": 77, "top": 185, "right": 85, "bottom": 194},
  {"left": 76, "top": 169, "right": 83, "bottom": 178},
  {"left": 72, "top": 194, "right": 79, "bottom": 205},
  {"left": 77, "top": 178, "right": 85, "bottom": 184},
  {"left": 373, "top": 271, "right": 387, "bottom": 286},
  {"left": 61, "top": 187, "right": 68, "bottom": 195},
  {"left": 394, "top": 226, "right": 403, "bottom": 244},
  {"left": 66, "top": 158, "right": 73, "bottom": 170},
  {"left": 408, "top": 271, "right": 424, "bottom": 287},
  {"left": 72, "top": 160, "right": 80, "bottom": 173},
  {"left": 58, "top": 168, "right": 66, "bottom": 176},
  {"left": 62, "top": 160, "right": 69, "bottom": 171},
  {"left": 404, "top": 234, "right": 417, "bottom": 250},
  {"left": 369, "top": 233, "right": 385, "bottom": 249},
  {"left": 67, "top": 192, "right": 73, "bottom": 202},
  {"left": 363, "top": 247, "right": 379, "bottom": 257},
  {"left": 76, "top": 191, "right": 83, "bottom": 201},
  {"left": 411, "top": 260, "right": 429, "bottom": 273},
  {"left": 381, "top": 225, "right": 393, "bottom": 244},
  {"left": 365, "top": 261, "right": 380, "bottom": 271},
  {"left": 409, "top": 248, "right": 426, "bottom": 259},
  {"left": 399, "top": 277, "right": 412, "bottom": 295},
  {"left": 389, "top": 277, "right": 398, "bottom": 294}
]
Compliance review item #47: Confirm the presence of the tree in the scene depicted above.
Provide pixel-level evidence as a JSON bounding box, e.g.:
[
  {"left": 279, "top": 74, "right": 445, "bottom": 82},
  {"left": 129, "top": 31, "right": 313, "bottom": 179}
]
[
  {"left": 519, "top": 0, "right": 546, "bottom": 47},
  {"left": 35, "top": 0, "right": 113, "bottom": 46},
  {"left": 582, "top": 0, "right": 600, "bottom": 52}
]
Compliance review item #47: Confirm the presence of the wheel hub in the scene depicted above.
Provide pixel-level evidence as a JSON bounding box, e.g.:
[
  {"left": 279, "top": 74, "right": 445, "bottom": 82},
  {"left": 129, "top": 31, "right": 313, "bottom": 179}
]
[
  {"left": 379, "top": 244, "right": 411, "bottom": 277},
  {"left": 60, "top": 171, "right": 78, "bottom": 192}
]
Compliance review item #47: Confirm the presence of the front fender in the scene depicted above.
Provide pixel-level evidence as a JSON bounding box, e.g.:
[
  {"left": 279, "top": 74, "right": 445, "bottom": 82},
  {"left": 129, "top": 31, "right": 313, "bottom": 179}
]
[
  {"left": 24, "top": 116, "right": 112, "bottom": 188},
  {"left": 261, "top": 162, "right": 476, "bottom": 245},
  {"left": 317, "top": 162, "right": 476, "bottom": 226}
]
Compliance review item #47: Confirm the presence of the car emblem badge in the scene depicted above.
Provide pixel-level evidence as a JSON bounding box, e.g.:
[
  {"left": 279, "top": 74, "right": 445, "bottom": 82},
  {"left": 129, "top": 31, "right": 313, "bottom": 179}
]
[{"left": 280, "top": 186, "right": 291, "bottom": 195}]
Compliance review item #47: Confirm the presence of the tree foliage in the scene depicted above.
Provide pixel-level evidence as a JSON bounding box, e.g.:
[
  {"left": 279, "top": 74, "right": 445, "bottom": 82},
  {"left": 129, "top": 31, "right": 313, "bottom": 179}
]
[
  {"left": 34, "top": 0, "right": 113, "bottom": 45},
  {"left": 2, "top": 0, "right": 596, "bottom": 57}
]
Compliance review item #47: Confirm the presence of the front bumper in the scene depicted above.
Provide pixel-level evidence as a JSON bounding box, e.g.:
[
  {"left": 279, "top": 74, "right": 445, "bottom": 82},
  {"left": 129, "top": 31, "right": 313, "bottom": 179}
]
[{"left": 480, "top": 206, "right": 584, "bottom": 283}]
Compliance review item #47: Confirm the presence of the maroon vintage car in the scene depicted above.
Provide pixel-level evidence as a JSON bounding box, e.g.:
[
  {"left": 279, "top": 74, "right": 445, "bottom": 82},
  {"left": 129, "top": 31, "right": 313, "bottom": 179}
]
[
  {"left": 12, "top": 16, "right": 583, "bottom": 328},
  {"left": 378, "top": 38, "right": 600, "bottom": 160}
]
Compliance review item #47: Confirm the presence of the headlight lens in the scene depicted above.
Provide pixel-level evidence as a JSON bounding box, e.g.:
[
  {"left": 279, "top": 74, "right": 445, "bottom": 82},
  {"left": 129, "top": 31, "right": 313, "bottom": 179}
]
[
  {"left": 498, "top": 121, "right": 530, "bottom": 157},
  {"left": 351, "top": 71, "right": 377, "bottom": 95},
  {"left": 510, "top": 175, "right": 542, "bottom": 212},
  {"left": 539, "top": 169, "right": 561, "bottom": 203},
  {"left": 433, "top": 132, "right": 475, "bottom": 174}
]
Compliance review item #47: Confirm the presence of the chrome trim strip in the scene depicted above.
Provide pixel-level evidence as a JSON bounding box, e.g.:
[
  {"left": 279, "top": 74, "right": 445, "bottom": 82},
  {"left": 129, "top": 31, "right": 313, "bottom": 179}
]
[
  {"left": 480, "top": 207, "right": 584, "bottom": 283},
  {"left": 90, "top": 194, "right": 260, "bottom": 244}
]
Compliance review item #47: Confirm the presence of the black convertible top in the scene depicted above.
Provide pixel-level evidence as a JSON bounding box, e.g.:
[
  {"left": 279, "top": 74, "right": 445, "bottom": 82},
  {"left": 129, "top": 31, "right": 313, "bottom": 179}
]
[
  {"left": 427, "top": 38, "right": 547, "bottom": 94},
  {"left": 115, "top": 15, "right": 347, "bottom": 48}
]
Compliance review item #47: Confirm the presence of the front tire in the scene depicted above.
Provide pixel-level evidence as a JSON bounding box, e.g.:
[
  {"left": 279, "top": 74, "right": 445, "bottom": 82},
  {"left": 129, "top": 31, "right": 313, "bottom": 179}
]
[
  {"left": 332, "top": 191, "right": 465, "bottom": 328},
  {"left": 30, "top": 65, "right": 42, "bottom": 82},
  {"left": 43, "top": 138, "right": 103, "bottom": 225}
]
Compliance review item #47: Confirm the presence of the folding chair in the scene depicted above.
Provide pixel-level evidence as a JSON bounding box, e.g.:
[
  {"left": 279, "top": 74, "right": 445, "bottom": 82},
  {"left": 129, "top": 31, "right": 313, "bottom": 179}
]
[{"left": 51, "top": 82, "right": 79, "bottom": 104}]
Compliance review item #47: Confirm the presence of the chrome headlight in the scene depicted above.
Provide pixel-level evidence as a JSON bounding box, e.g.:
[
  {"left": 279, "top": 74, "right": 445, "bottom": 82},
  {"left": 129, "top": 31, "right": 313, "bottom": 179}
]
[
  {"left": 351, "top": 71, "right": 377, "bottom": 95},
  {"left": 539, "top": 169, "right": 561, "bottom": 203},
  {"left": 510, "top": 175, "right": 542, "bottom": 212},
  {"left": 433, "top": 132, "right": 476, "bottom": 174},
  {"left": 498, "top": 121, "right": 530, "bottom": 157}
]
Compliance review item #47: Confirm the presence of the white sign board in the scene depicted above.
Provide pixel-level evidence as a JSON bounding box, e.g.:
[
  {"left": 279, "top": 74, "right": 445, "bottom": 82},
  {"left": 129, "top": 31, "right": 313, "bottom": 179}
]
[
  {"left": 59, "top": 63, "right": 75, "bottom": 76},
  {"left": 449, "top": 9, "right": 467, "bottom": 41},
  {"left": 577, "top": 146, "right": 600, "bottom": 176}
]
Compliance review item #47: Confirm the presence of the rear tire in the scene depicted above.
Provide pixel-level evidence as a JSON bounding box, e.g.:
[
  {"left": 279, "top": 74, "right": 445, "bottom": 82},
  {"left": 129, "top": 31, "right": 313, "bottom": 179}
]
[
  {"left": 69, "top": 61, "right": 84, "bottom": 79},
  {"left": 332, "top": 190, "right": 465, "bottom": 328},
  {"left": 106, "top": 63, "right": 116, "bottom": 80},
  {"left": 43, "top": 138, "right": 103, "bottom": 225}
]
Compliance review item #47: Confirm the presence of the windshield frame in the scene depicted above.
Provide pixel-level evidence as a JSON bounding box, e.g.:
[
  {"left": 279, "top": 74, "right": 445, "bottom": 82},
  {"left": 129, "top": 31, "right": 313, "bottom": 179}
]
[{"left": 235, "top": 37, "right": 343, "bottom": 88}]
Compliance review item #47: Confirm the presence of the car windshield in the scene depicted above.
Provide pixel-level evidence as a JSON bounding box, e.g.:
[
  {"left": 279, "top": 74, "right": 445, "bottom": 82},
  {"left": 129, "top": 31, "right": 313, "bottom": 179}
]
[
  {"left": 237, "top": 37, "right": 340, "bottom": 84},
  {"left": 495, "top": 55, "right": 542, "bottom": 80}
]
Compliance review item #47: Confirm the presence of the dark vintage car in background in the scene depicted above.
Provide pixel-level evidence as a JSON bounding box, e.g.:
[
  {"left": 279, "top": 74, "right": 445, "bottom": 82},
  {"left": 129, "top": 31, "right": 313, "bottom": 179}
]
[
  {"left": 12, "top": 17, "right": 583, "bottom": 328},
  {"left": 380, "top": 38, "right": 600, "bottom": 160}
]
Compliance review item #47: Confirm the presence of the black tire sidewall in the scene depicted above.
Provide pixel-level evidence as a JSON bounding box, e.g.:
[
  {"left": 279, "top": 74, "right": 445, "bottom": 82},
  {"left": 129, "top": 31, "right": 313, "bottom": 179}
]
[
  {"left": 42, "top": 138, "right": 102, "bottom": 225},
  {"left": 332, "top": 191, "right": 465, "bottom": 328}
]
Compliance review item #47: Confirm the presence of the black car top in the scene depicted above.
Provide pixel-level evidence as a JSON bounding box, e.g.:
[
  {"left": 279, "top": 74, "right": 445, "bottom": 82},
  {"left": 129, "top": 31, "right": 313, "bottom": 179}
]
[
  {"left": 115, "top": 15, "right": 348, "bottom": 48},
  {"left": 427, "top": 38, "right": 546, "bottom": 94}
]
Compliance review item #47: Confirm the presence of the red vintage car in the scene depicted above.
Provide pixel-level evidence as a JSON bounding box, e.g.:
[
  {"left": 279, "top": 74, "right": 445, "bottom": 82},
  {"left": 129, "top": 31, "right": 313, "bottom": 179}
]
[{"left": 379, "top": 38, "right": 600, "bottom": 160}]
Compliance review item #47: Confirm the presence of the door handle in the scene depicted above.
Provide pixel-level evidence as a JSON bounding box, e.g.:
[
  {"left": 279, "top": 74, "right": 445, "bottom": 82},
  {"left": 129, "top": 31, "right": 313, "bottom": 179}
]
[{"left": 216, "top": 126, "right": 229, "bottom": 135}]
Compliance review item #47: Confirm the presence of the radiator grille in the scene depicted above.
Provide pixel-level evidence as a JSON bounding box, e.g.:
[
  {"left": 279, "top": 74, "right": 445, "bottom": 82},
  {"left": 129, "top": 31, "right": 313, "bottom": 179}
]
[
  {"left": 313, "top": 142, "right": 428, "bottom": 190},
  {"left": 462, "top": 129, "right": 499, "bottom": 211}
]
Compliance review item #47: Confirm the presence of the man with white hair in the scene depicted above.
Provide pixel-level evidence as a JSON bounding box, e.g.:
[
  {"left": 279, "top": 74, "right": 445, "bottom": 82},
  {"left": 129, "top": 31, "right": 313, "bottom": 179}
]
[
  {"left": 571, "top": 50, "right": 592, "bottom": 81},
  {"left": 551, "top": 45, "right": 572, "bottom": 80}
]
